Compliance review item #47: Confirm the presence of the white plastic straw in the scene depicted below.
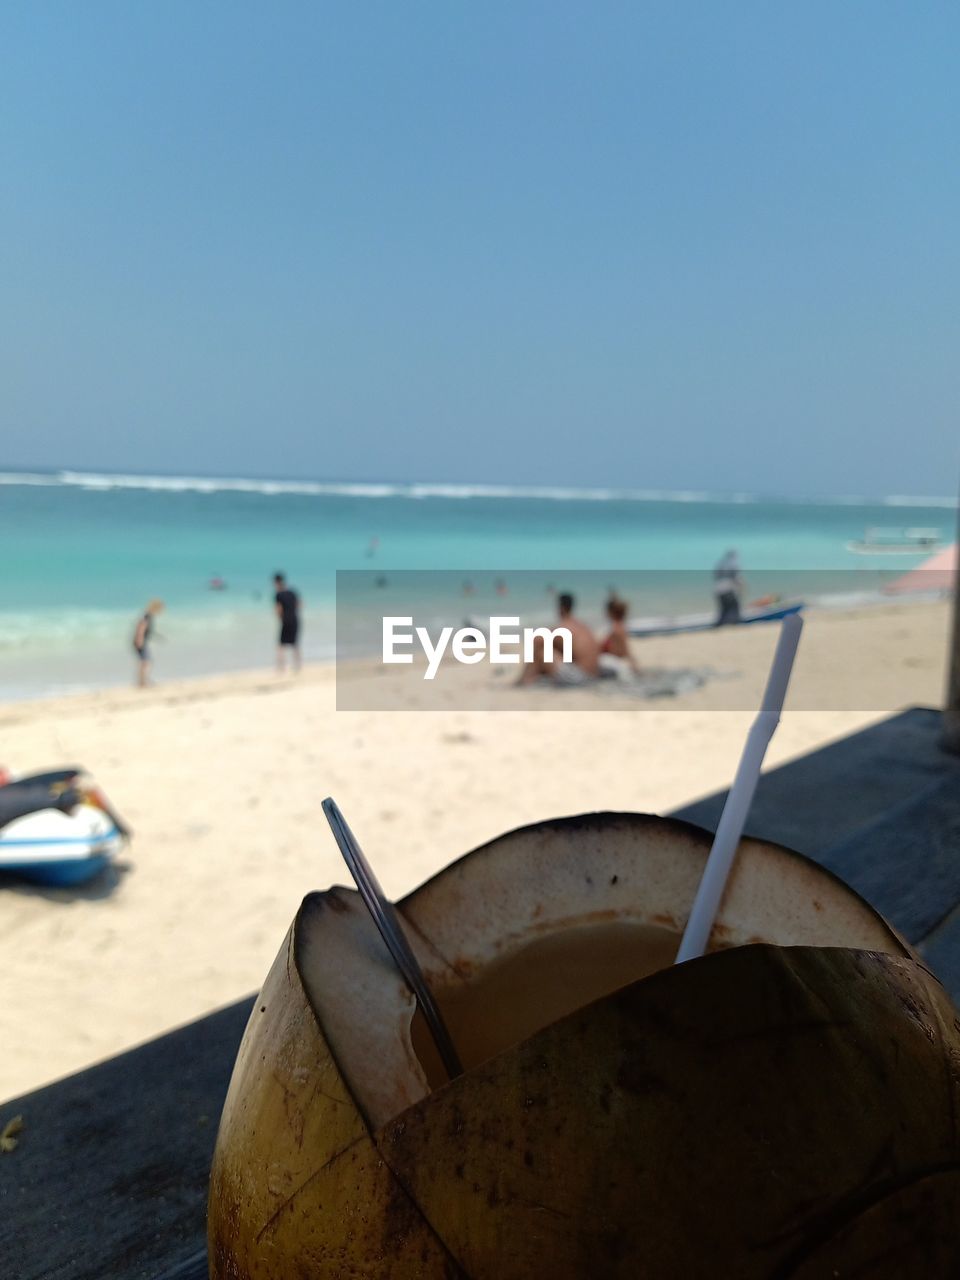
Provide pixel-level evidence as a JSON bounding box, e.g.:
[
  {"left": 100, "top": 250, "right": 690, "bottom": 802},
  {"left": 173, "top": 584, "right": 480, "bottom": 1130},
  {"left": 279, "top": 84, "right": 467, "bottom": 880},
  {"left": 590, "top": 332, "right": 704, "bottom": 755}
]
[{"left": 675, "top": 612, "right": 803, "bottom": 963}]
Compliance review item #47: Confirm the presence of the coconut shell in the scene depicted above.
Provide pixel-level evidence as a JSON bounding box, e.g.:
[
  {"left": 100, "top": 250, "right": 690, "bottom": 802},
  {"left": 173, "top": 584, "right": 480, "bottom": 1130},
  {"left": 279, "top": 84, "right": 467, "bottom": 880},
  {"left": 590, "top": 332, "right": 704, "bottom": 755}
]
[
  {"left": 376, "top": 945, "right": 960, "bottom": 1278},
  {"left": 784, "top": 1168, "right": 960, "bottom": 1277},
  {"left": 208, "top": 814, "right": 951, "bottom": 1278}
]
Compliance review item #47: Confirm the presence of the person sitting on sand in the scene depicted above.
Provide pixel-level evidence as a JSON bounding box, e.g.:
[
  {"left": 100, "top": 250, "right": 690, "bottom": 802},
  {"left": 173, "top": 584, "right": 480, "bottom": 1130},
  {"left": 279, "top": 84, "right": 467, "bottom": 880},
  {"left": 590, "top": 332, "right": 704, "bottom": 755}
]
[
  {"left": 517, "top": 592, "right": 601, "bottom": 685},
  {"left": 133, "top": 599, "right": 164, "bottom": 688},
  {"left": 599, "top": 596, "right": 642, "bottom": 675}
]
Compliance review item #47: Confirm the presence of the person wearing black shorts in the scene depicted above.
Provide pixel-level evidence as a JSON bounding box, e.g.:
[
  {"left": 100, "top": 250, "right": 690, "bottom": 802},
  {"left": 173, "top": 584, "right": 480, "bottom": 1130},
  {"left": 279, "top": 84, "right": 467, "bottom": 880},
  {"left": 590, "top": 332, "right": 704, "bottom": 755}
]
[{"left": 273, "top": 573, "right": 301, "bottom": 672}]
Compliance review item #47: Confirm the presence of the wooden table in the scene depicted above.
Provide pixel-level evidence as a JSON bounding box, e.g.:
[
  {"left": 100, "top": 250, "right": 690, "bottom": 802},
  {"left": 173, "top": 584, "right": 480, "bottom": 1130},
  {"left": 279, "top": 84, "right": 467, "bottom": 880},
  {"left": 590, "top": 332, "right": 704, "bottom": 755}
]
[{"left": 3, "top": 707, "right": 958, "bottom": 1280}]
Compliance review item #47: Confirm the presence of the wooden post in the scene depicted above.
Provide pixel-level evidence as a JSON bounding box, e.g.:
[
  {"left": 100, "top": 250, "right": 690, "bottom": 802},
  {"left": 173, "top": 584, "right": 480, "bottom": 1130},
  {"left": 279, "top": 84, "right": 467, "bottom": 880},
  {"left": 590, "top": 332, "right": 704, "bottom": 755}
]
[{"left": 944, "top": 488, "right": 960, "bottom": 753}]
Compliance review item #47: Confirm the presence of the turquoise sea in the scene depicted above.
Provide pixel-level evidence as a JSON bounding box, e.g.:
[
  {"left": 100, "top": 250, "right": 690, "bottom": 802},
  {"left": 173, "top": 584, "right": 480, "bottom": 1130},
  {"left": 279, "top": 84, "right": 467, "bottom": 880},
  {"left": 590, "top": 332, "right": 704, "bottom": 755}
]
[{"left": 0, "top": 469, "right": 955, "bottom": 698}]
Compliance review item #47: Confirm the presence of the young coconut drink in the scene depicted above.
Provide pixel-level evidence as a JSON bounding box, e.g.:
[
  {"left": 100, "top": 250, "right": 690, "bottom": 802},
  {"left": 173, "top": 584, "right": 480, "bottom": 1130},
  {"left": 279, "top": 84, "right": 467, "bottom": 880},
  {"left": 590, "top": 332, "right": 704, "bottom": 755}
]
[{"left": 208, "top": 811, "right": 960, "bottom": 1279}]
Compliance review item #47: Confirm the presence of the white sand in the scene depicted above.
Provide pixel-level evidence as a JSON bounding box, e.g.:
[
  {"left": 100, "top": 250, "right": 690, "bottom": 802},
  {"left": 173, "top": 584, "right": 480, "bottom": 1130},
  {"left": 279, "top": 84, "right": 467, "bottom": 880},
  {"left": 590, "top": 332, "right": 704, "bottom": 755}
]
[{"left": 0, "top": 598, "right": 951, "bottom": 1101}]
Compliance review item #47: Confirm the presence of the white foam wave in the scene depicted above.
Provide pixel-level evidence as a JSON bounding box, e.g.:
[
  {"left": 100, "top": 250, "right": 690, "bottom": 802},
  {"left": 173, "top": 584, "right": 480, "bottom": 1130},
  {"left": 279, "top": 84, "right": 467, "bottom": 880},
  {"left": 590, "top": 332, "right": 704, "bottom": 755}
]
[
  {"left": 1, "top": 471, "right": 717, "bottom": 501},
  {"left": 0, "top": 609, "right": 128, "bottom": 650},
  {"left": 53, "top": 472, "right": 717, "bottom": 502},
  {"left": 0, "top": 471, "right": 63, "bottom": 486},
  {"left": 0, "top": 470, "right": 954, "bottom": 509},
  {"left": 0, "top": 605, "right": 275, "bottom": 652},
  {"left": 882, "top": 494, "right": 960, "bottom": 509},
  {"left": 54, "top": 470, "right": 402, "bottom": 497}
]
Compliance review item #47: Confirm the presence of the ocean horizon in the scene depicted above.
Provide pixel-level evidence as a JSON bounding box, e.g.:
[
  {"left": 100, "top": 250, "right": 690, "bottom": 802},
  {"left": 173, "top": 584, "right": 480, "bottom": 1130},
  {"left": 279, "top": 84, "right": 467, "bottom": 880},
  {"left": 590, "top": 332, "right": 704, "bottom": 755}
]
[{"left": 1, "top": 466, "right": 955, "bottom": 700}]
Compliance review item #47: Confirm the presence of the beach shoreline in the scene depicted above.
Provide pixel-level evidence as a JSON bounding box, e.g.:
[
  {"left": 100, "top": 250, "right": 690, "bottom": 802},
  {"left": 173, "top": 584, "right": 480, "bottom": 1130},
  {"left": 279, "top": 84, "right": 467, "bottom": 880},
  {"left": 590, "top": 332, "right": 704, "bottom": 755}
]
[
  {"left": 0, "top": 597, "right": 951, "bottom": 1101},
  {"left": 1, "top": 470, "right": 954, "bottom": 702},
  {"left": 0, "top": 589, "right": 951, "bottom": 705}
]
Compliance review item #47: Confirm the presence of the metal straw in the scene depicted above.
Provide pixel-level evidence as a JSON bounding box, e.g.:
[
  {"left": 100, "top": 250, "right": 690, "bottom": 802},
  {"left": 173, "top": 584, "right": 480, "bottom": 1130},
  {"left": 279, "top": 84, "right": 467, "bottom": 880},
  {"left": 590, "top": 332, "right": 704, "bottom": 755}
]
[{"left": 322, "top": 797, "right": 464, "bottom": 1079}]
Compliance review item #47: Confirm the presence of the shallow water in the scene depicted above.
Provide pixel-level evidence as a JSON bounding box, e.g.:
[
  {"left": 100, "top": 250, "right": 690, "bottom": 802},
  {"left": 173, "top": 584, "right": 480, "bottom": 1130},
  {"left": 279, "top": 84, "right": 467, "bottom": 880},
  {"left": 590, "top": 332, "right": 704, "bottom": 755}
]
[{"left": 1, "top": 468, "right": 952, "bottom": 696}]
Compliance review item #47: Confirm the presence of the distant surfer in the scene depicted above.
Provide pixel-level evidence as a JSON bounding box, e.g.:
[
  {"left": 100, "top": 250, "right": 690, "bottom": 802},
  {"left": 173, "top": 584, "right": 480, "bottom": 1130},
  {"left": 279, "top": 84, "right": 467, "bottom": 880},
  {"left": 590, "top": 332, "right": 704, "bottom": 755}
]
[
  {"left": 273, "top": 572, "right": 301, "bottom": 673},
  {"left": 713, "top": 551, "right": 744, "bottom": 626},
  {"left": 133, "top": 599, "right": 164, "bottom": 688},
  {"left": 365, "top": 536, "right": 380, "bottom": 559},
  {"left": 208, "top": 575, "right": 227, "bottom": 591}
]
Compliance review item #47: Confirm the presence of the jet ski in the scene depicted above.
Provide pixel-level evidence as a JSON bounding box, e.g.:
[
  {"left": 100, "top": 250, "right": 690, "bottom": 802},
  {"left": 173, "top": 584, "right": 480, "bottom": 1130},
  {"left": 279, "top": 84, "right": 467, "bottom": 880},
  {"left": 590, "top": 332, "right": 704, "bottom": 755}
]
[{"left": 0, "top": 768, "right": 130, "bottom": 887}]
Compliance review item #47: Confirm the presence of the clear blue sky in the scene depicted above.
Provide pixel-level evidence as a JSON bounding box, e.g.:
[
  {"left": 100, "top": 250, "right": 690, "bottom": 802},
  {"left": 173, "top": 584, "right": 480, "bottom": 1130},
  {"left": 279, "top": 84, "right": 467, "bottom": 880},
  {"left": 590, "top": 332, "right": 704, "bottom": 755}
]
[{"left": 1, "top": 3, "right": 957, "bottom": 497}]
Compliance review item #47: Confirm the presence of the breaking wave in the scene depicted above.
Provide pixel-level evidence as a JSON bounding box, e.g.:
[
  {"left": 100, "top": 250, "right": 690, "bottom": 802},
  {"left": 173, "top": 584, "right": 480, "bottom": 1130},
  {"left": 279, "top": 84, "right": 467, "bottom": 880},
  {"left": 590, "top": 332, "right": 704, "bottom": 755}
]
[{"left": 0, "top": 470, "right": 954, "bottom": 508}]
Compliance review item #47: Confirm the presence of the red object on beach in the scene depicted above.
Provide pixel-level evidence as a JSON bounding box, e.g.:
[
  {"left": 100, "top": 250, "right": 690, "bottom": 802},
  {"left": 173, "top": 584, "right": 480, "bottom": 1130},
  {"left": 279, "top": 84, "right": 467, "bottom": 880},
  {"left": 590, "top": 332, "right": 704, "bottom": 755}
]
[{"left": 884, "top": 545, "right": 958, "bottom": 595}]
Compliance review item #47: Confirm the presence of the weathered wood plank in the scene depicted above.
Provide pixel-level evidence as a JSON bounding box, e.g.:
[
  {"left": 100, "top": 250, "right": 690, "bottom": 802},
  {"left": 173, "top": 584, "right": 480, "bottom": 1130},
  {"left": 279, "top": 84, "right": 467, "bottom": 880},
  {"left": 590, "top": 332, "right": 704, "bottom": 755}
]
[
  {"left": 941, "top": 487, "right": 960, "bottom": 751},
  {"left": 676, "top": 707, "right": 952, "bottom": 858},
  {"left": 676, "top": 707, "right": 960, "bottom": 1001},
  {"left": 921, "top": 902, "right": 960, "bottom": 1002},
  {"left": 816, "top": 776, "right": 960, "bottom": 949},
  {"left": 0, "top": 997, "right": 253, "bottom": 1280},
  {"left": 156, "top": 1251, "right": 207, "bottom": 1280}
]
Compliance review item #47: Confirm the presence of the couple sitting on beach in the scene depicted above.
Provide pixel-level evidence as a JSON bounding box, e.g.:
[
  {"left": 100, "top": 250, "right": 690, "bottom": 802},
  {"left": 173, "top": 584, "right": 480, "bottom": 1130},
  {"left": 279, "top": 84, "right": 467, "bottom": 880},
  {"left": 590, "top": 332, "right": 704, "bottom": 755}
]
[{"left": 517, "top": 593, "right": 640, "bottom": 686}]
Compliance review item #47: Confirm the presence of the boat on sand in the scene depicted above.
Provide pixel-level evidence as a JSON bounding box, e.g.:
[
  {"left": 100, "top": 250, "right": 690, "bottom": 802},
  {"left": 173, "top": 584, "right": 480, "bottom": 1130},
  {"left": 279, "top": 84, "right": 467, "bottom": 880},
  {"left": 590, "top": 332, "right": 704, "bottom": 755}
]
[
  {"left": 0, "top": 768, "right": 129, "bottom": 887},
  {"left": 629, "top": 600, "right": 804, "bottom": 639}
]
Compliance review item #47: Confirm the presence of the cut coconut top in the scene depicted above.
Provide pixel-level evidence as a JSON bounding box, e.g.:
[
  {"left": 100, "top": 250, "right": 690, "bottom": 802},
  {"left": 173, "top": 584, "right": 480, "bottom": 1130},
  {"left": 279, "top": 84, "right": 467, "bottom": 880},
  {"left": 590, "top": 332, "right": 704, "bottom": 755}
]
[
  {"left": 297, "top": 813, "right": 909, "bottom": 1132},
  {"left": 295, "top": 888, "right": 433, "bottom": 1130}
]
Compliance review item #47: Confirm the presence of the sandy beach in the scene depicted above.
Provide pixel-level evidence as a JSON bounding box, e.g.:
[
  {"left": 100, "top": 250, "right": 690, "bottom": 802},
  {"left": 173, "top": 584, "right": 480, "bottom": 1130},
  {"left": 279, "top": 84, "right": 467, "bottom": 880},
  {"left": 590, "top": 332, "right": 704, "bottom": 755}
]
[{"left": 0, "top": 598, "right": 951, "bottom": 1102}]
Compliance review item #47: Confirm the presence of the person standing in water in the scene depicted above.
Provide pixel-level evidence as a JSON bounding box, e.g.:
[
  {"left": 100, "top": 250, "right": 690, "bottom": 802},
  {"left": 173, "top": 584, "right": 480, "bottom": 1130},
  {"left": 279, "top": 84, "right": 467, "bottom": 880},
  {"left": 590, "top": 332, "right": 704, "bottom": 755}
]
[
  {"left": 273, "top": 572, "right": 301, "bottom": 673},
  {"left": 713, "top": 550, "right": 744, "bottom": 626},
  {"left": 132, "top": 599, "right": 164, "bottom": 687}
]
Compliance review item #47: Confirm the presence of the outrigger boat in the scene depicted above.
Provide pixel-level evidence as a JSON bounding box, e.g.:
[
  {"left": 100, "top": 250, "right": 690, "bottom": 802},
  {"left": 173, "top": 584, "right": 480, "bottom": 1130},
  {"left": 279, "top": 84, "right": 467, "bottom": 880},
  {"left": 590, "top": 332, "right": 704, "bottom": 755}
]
[
  {"left": 629, "top": 599, "right": 804, "bottom": 639},
  {"left": 846, "top": 526, "right": 942, "bottom": 555},
  {"left": 0, "top": 768, "right": 129, "bottom": 887}
]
